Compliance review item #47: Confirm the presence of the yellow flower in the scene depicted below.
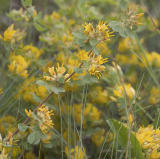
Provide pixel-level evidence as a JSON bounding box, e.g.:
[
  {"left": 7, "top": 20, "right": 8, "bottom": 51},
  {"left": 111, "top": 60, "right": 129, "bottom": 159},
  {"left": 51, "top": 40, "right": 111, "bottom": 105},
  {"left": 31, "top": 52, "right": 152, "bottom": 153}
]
[
  {"left": 88, "top": 64, "right": 105, "bottom": 79},
  {"left": 65, "top": 145, "right": 87, "bottom": 159},
  {"left": 113, "top": 83, "right": 135, "bottom": 100},
  {"left": 51, "top": 11, "right": 60, "bottom": 20},
  {"left": 149, "top": 86, "right": 160, "bottom": 105},
  {"left": 77, "top": 49, "right": 89, "bottom": 61},
  {"left": 0, "top": 88, "right": 3, "bottom": 95},
  {"left": 73, "top": 103, "right": 101, "bottom": 127},
  {"left": 96, "top": 42, "right": 111, "bottom": 56},
  {"left": 44, "top": 63, "right": 67, "bottom": 82},
  {"left": 24, "top": 152, "right": 36, "bottom": 159},
  {"left": 96, "top": 21, "right": 114, "bottom": 41},
  {"left": 89, "top": 86, "right": 108, "bottom": 104},
  {"left": 0, "top": 116, "right": 16, "bottom": 136},
  {"left": 3, "top": 24, "right": 16, "bottom": 42},
  {"left": 25, "top": 105, "right": 54, "bottom": 134},
  {"left": 136, "top": 125, "right": 160, "bottom": 159},
  {"left": 91, "top": 129, "right": 105, "bottom": 147},
  {"left": 8, "top": 54, "right": 30, "bottom": 78},
  {"left": 83, "top": 22, "right": 94, "bottom": 35},
  {"left": 88, "top": 54, "right": 108, "bottom": 79},
  {"left": 23, "top": 44, "right": 43, "bottom": 59}
]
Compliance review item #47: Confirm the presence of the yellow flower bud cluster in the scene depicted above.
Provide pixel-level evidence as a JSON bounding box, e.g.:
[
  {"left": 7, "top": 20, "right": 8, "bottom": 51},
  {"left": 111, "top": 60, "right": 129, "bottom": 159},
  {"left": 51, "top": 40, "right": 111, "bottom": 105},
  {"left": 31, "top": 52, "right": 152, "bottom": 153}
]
[
  {"left": 25, "top": 105, "right": 54, "bottom": 134},
  {"left": 83, "top": 21, "right": 114, "bottom": 42},
  {"left": 136, "top": 125, "right": 160, "bottom": 159}
]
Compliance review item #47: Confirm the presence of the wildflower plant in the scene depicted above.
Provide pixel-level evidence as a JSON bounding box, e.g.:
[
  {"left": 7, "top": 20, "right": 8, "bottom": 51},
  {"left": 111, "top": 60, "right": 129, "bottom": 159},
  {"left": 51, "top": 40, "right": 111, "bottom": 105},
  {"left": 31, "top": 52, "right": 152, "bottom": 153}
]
[{"left": 0, "top": 0, "right": 159, "bottom": 159}]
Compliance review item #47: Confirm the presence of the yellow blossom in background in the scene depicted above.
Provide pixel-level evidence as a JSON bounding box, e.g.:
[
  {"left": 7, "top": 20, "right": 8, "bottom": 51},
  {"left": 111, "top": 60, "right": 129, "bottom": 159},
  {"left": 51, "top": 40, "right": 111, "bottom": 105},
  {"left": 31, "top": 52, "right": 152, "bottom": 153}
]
[
  {"left": 136, "top": 125, "right": 160, "bottom": 159},
  {"left": 24, "top": 152, "right": 36, "bottom": 159},
  {"left": 96, "top": 42, "right": 111, "bottom": 56},
  {"left": 141, "top": 52, "right": 160, "bottom": 68},
  {"left": 0, "top": 134, "right": 21, "bottom": 158},
  {"left": 25, "top": 105, "right": 54, "bottom": 134},
  {"left": 23, "top": 44, "right": 43, "bottom": 59},
  {"left": 62, "top": 31, "right": 73, "bottom": 46},
  {"left": 113, "top": 83, "right": 135, "bottom": 100},
  {"left": 0, "top": 116, "right": 16, "bottom": 136},
  {"left": 17, "top": 77, "right": 47, "bottom": 103},
  {"left": 91, "top": 129, "right": 105, "bottom": 147},
  {"left": 3, "top": 24, "right": 16, "bottom": 42},
  {"left": 0, "top": 88, "right": 3, "bottom": 95},
  {"left": 77, "top": 49, "right": 89, "bottom": 61},
  {"left": 149, "top": 86, "right": 160, "bottom": 105},
  {"left": 1, "top": 24, "right": 25, "bottom": 43},
  {"left": 8, "top": 54, "right": 30, "bottom": 78},
  {"left": 89, "top": 86, "right": 108, "bottom": 104},
  {"left": 65, "top": 145, "right": 87, "bottom": 159},
  {"left": 73, "top": 103, "right": 101, "bottom": 127},
  {"left": 51, "top": 11, "right": 60, "bottom": 20}
]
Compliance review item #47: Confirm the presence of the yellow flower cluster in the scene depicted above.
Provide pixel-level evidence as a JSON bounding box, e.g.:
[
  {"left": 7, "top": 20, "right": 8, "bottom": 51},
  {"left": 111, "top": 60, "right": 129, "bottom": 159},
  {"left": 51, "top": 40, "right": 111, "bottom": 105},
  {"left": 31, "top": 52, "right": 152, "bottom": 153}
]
[
  {"left": 65, "top": 145, "right": 87, "bottom": 159},
  {"left": 91, "top": 129, "right": 105, "bottom": 147},
  {"left": 0, "top": 116, "right": 16, "bottom": 136},
  {"left": 23, "top": 44, "right": 43, "bottom": 59},
  {"left": 44, "top": 63, "right": 69, "bottom": 82},
  {"left": 142, "top": 52, "right": 160, "bottom": 68},
  {"left": 149, "top": 86, "right": 160, "bottom": 105},
  {"left": 136, "top": 125, "right": 160, "bottom": 159},
  {"left": 73, "top": 103, "right": 101, "bottom": 127},
  {"left": 8, "top": 54, "right": 30, "bottom": 78},
  {"left": 83, "top": 21, "right": 113, "bottom": 42},
  {"left": 0, "top": 88, "right": 3, "bottom": 95},
  {"left": 0, "top": 134, "right": 21, "bottom": 158},
  {"left": 25, "top": 105, "right": 54, "bottom": 134},
  {"left": 0, "top": 24, "right": 25, "bottom": 43},
  {"left": 113, "top": 83, "right": 135, "bottom": 100},
  {"left": 17, "top": 77, "right": 47, "bottom": 103},
  {"left": 89, "top": 86, "right": 108, "bottom": 105},
  {"left": 88, "top": 54, "right": 108, "bottom": 79},
  {"left": 125, "top": 4, "right": 144, "bottom": 30}
]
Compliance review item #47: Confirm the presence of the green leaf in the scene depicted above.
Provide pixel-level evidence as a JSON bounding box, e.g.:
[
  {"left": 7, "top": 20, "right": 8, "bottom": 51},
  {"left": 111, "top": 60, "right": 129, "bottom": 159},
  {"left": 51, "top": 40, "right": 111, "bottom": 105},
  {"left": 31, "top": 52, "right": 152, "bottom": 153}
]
[
  {"left": 21, "top": 0, "right": 32, "bottom": 8},
  {"left": 18, "top": 123, "right": 28, "bottom": 132},
  {"left": 118, "top": 0, "right": 129, "bottom": 11},
  {"left": 27, "top": 131, "right": 41, "bottom": 145},
  {"left": 107, "top": 119, "right": 144, "bottom": 159},
  {"left": 109, "top": 21, "right": 127, "bottom": 37},
  {"left": 50, "top": 86, "right": 65, "bottom": 94},
  {"left": 74, "top": 67, "right": 83, "bottom": 74},
  {"left": 36, "top": 80, "right": 51, "bottom": 92},
  {"left": 109, "top": 21, "right": 136, "bottom": 38},
  {"left": 34, "top": 23, "right": 47, "bottom": 32}
]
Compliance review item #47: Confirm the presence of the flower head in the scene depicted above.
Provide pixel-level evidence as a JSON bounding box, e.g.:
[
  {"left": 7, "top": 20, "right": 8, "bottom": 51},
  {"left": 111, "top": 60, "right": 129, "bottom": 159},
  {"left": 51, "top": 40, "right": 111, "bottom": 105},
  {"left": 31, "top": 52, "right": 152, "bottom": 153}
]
[
  {"left": 25, "top": 105, "right": 54, "bottom": 134},
  {"left": 44, "top": 63, "right": 67, "bottom": 82}
]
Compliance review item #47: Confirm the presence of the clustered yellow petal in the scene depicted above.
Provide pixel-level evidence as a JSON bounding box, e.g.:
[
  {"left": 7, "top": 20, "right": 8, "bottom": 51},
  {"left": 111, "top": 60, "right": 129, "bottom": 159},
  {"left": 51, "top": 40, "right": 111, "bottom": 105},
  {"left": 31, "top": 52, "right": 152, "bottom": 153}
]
[
  {"left": 136, "top": 125, "right": 160, "bottom": 159},
  {"left": 73, "top": 103, "right": 101, "bottom": 128},
  {"left": 113, "top": 83, "right": 135, "bottom": 100},
  {"left": 91, "top": 129, "right": 105, "bottom": 147},
  {"left": 8, "top": 54, "right": 30, "bottom": 78},
  {"left": 1, "top": 24, "right": 25, "bottom": 43},
  {"left": 25, "top": 105, "right": 54, "bottom": 134},
  {"left": 88, "top": 54, "right": 108, "bottom": 79},
  {"left": 65, "top": 145, "right": 86, "bottom": 159},
  {"left": 23, "top": 44, "right": 43, "bottom": 59},
  {"left": 83, "top": 21, "right": 114, "bottom": 41},
  {"left": 44, "top": 63, "right": 68, "bottom": 82},
  {"left": 3, "top": 24, "right": 16, "bottom": 42}
]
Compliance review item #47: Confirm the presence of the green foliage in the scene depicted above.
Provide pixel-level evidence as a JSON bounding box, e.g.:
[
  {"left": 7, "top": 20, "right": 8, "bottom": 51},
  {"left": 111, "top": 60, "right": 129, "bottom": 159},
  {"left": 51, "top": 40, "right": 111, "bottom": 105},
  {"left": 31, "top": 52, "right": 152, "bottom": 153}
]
[{"left": 107, "top": 119, "right": 144, "bottom": 159}]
